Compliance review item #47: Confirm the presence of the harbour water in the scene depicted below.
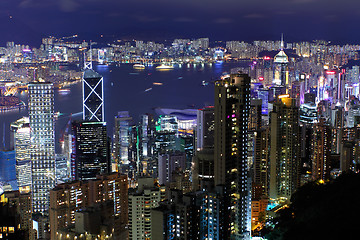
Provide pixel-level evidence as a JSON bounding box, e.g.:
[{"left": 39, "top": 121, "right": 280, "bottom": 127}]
[{"left": 0, "top": 62, "right": 249, "bottom": 151}]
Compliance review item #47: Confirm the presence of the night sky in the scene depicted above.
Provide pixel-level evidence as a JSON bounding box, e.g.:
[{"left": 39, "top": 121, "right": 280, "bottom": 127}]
[{"left": 0, "top": 0, "right": 359, "bottom": 46}]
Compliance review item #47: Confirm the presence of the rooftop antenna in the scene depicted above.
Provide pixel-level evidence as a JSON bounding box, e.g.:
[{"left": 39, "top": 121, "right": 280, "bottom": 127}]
[
  {"left": 84, "top": 40, "right": 93, "bottom": 70},
  {"left": 281, "top": 33, "right": 284, "bottom": 50}
]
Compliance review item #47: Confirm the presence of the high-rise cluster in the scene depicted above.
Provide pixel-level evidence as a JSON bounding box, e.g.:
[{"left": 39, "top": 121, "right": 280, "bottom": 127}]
[{"left": 4, "top": 36, "right": 360, "bottom": 240}]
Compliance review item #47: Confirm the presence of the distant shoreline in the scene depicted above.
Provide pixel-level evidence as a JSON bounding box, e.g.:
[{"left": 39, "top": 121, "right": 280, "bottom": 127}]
[{"left": 0, "top": 96, "right": 26, "bottom": 113}]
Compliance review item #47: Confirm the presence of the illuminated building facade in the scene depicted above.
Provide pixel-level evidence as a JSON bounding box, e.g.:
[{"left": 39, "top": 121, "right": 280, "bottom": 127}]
[
  {"left": 49, "top": 173, "right": 128, "bottom": 240},
  {"left": 82, "top": 69, "right": 104, "bottom": 122},
  {"left": 269, "top": 96, "right": 300, "bottom": 201},
  {"left": 273, "top": 39, "right": 289, "bottom": 87},
  {"left": 128, "top": 178, "right": 162, "bottom": 240},
  {"left": 193, "top": 107, "right": 215, "bottom": 191},
  {"left": 257, "top": 88, "right": 269, "bottom": 115},
  {"left": 196, "top": 106, "right": 215, "bottom": 151},
  {"left": 158, "top": 151, "right": 186, "bottom": 185},
  {"left": 138, "top": 114, "right": 155, "bottom": 176},
  {"left": 1, "top": 191, "right": 32, "bottom": 238},
  {"left": 10, "top": 117, "right": 31, "bottom": 193},
  {"left": 347, "top": 105, "right": 360, "bottom": 128},
  {"left": 152, "top": 116, "right": 181, "bottom": 176},
  {"left": 72, "top": 121, "right": 110, "bottom": 181},
  {"left": 151, "top": 191, "right": 200, "bottom": 240},
  {"left": 312, "top": 118, "right": 331, "bottom": 181},
  {"left": 113, "top": 111, "right": 133, "bottom": 166},
  {"left": 152, "top": 187, "right": 227, "bottom": 240},
  {"left": 55, "top": 154, "right": 70, "bottom": 183},
  {"left": 331, "top": 106, "right": 344, "bottom": 154},
  {"left": 157, "top": 115, "right": 179, "bottom": 133},
  {"left": 249, "top": 99, "right": 269, "bottom": 199},
  {"left": 248, "top": 99, "right": 261, "bottom": 185},
  {"left": 0, "top": 191, "right": 31, "bottom": 239},
  {"left": 154, "top": 109, "right": 197, "bottom": 135},
  {"left": 192, "top": 148, "right": 214, "bottom": 191},
  {"left": 28, "top": 82, "right": 56, "bottom": 215},
  {"left": 140, "top": 114, "right": 153, "bottom": 160},
  {"left": 317, "top": 70, "right": 345, "bottom": 105},
  {"left": 299, "top": 103, "right": 317, "bottom": 124},
  {"left": 214, "top": 72, "right": 251, "bottom": 239},
  {"left": 0, "top": 151, "right": 16, "bottom": 189}
]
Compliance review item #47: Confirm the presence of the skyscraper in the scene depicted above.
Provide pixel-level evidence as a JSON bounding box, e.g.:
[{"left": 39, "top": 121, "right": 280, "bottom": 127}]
[
  {"left": 273, "top": 37, "right": 289, "bottom": 87},
  {"left": 269, "top": 96, "right": 300, "bottom": 201},
  {"left": 28, "top": 82, "right": 56, "bottom": 215},
  {"left": 214, "top": 72, "right": 251, "bottom": 239},
  {"left": 128, "top": 178, "right": 162, "bottom": 240},
  {"left": 312, "top": 118, "right": 332, "bottom": 181},
  {"left": 193, "top": 107, "right": 215, "bottom": 191},
  {"left": 49, "top": 173, "right": 128, "bottom": 240},
  {"left": 158, "top": 151, "right": 186, "bottom": 185},
  {"left": 249, "top": 99, "right": 269, "bottom": 199},
  {"left": 138, "top": 114, "right": 155, "bottom": 175},
  {"left": 82, "top": 69, "right": 104, "bottom": 122},
  {"left": 196, "top": 106, "right": 215, "bottom": 151},
  {"left": 72, "top": 121, "right": 110, "bottom": 181},
  {"left": 10, "top": 117, "right": 31, "bottom": 193},
  {"left": 113, "top": 111, "right": 133, "bottom": 167}
]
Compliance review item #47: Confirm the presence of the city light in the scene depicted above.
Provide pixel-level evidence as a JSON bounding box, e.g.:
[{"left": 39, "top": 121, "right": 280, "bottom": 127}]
[{"left": 1, "top": 23, "right": 360, "bottom": 240}]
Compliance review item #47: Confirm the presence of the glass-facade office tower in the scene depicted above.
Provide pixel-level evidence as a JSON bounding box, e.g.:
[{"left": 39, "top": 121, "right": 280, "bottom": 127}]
[
  {"left": 196, "top": 106, "right": 215, "bottom": 151},
  {"left": 82, "top": 69, "right": 104, "bottom": 122},
  {"left": 214, "top": 72, "right": 251, "bottom": 240},
  {"left": 72, "top": 121, "right": 110, "bottom": 180},
  {"left": 113, "top": 111, "right": 133, "bottom": 166},
  {"left": 11, "top": 117, "right": 31, "bottom": 193},
  {"left": 28, "top": 82, "right": 56, "bottom": 214}
]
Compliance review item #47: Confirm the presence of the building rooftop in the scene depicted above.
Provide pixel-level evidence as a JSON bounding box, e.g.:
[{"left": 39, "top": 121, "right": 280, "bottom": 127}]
[
  {"left": 83, "top": 69, "right": 102, "bottom": 79},
  {"left": 274, "top": 50, "right": 289, "bottom": 64}
]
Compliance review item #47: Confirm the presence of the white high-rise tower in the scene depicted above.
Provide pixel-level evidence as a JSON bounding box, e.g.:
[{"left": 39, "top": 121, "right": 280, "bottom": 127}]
[
  {"left": 11, "top": 117, "right": 31, "bottom": 193},
  {"left": 28, "top": 82, "right": 56, "bottom": 214}
]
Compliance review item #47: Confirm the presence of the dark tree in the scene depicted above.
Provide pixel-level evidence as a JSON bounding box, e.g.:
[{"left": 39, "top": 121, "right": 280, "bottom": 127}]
[{"left": 265, "top": 172, "right": 360, "bottom": 240}]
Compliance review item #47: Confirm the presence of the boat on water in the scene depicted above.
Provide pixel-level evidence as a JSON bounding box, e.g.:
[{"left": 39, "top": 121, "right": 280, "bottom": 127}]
[
  {"left": 58, "top": 88, "right": 70, "bottom": 95},
  {"left": 156, "top": 63, "right": 174, "bottom": 70},
  {"left": 202, "top": 80, "right": 209, "bottom": 86},
  {"left": 153, "top": 82, "right": 163, "bottom": 86},
  {"left": 133, "top": 63, "right": 145, "bottom": 69},
  {"left": 145, "top": 87, "right": 152, "bottom": 92}
]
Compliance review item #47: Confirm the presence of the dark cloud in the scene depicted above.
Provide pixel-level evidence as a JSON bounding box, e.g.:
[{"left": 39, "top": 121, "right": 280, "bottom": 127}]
[
  {"left": 59, "top": 0, "right": 80, "bottom": 12},
  {"left": 0, "top": 0, "right": 359, "bottom": 45},
  {"left": 134, "top": 15, "right": 162, "bottom": 23},
  {"left": 173, "top": 17, "right": 196, "bottom": 23},
  {"left": 291, "top": 0, "right": 316, "bottom": 3},
  {"left": 243, "top": 14, "right": 266, "bottom": 19},
  {"left": 213, "top": 18, "right": 233, "bottom": 24}
]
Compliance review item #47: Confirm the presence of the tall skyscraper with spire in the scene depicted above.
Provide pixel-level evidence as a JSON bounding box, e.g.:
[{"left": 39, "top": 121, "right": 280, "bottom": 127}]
[
  {"left": 71, "top": 43, "right": 110, "bottom": 181},
  {"left": 82, "top": 45, "right": 104, "bottom": 122},
  {"left": 273, "top": 34, "right": 289, "bottom": 87},
  {"left": 214, "top": 72, "right": 251, "bottom": 240}
]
